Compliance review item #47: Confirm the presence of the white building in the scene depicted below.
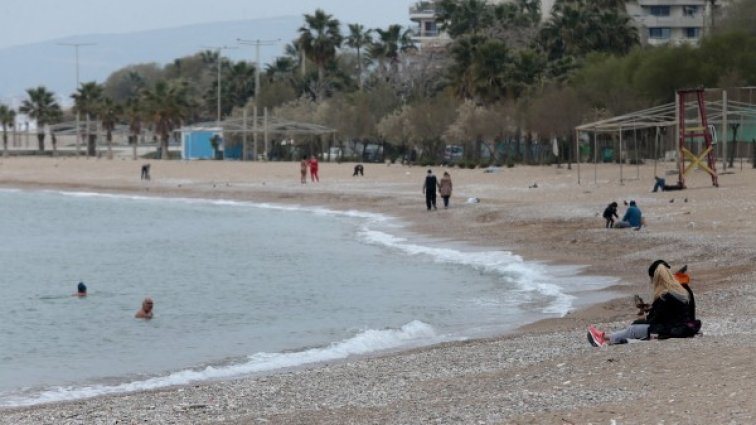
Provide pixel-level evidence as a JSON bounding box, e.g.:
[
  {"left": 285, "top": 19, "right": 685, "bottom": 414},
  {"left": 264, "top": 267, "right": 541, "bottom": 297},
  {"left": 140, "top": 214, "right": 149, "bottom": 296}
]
[
  {"left": 627, "top": 1, "right": 708, "bottom": 46},
  {"left": 409, "top": 0, "right": 728, "bottom": 49}
]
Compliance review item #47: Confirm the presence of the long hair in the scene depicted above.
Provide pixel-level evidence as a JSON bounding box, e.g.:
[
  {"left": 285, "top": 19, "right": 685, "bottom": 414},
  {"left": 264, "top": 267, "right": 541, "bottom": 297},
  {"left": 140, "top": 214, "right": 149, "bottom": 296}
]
[{"left": 652, "top": 265, "right": 689, "bottom": 302}]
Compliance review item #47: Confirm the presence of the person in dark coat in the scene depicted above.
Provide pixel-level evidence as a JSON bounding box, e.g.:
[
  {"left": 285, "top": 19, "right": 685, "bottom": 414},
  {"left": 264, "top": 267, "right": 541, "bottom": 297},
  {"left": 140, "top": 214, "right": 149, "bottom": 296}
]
[
  {"left": 602, "top": 202, "right": 619, "bottom": 228},
  {"left": 422, "top": 169, "right": 438, "bottom": 211},
  {"left": 587, "top": 261, "right": 700, "bottom": 346}
]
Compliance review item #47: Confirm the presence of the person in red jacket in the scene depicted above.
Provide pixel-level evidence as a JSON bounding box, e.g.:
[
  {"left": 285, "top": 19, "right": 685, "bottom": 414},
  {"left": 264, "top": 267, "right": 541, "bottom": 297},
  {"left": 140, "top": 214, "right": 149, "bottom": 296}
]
[{"left": 309, "top": 155, "right": 319, "bottom": 182}]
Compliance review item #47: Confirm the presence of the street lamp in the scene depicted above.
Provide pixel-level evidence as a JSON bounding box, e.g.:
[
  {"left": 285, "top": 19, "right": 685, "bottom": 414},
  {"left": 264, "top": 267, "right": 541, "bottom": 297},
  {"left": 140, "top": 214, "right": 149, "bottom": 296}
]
[
  {"left": 202, "top": 45, "right": 237, "bottom": 128},
  {"left": 236, "top": 38, "right": 280, "bottom": 111},
  {"left": 237, "top": 38, "right": 280, "bottom": 160},
  {"left": 58, "top": 42, "right": 95, "bottom": 156}
]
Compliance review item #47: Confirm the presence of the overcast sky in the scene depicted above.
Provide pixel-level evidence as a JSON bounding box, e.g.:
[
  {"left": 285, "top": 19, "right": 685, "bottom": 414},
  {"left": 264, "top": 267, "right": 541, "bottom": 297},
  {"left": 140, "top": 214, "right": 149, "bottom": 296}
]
[{"left": 0, "top": 0, "right": 413, "bottom": 49}]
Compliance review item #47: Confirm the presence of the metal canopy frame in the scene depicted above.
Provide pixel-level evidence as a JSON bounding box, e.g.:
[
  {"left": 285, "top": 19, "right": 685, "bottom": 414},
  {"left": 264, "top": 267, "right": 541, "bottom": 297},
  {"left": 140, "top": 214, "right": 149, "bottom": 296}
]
[{"left": 574, "top": 88, "right": 756, "bottom": 185}]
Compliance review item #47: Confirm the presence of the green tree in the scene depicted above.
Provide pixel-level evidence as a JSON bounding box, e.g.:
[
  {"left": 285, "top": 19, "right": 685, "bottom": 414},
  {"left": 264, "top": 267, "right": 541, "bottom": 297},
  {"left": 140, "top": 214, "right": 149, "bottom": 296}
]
[
  {"left": 47, "top": 104, "right": 63, "bottom": 156},
  {"left": 345, "top": 23, "right": 373, "bottom": 89},
  {"left": 124, "top": 95, "right": 144, "bottom": 160},
  {"left": 71, "top": 81, "right": 105, "bottom": 156},
  {"left": 539, "top": 0, "right": 639, "bottom": 61},
  {"left": 298, "top": 9, "right": 343, "bottom": 102},
  {"left": 369, "top": 24, "right": 416, "bottom": 76},
  {"left": 142, "top": 80, "right": 191, "bottom": 159},
  {"left": 435, "top": 0, "right": 492, "bottom": 38},
  {"left": 0, "top": 104, "right": 16, "bottom": 157},
  {"left": 19, "top": 86, "right": 60, "bottom": 152},
  {"left": 100, "top": 97, "right": 123, "bottom": 159}
]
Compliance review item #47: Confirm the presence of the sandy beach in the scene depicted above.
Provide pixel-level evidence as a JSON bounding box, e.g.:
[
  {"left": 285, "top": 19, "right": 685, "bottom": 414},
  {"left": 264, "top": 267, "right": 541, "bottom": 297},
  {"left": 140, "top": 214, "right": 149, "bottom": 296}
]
[{"left": 1, "top": 156, "right": 755, "bottom": 424}]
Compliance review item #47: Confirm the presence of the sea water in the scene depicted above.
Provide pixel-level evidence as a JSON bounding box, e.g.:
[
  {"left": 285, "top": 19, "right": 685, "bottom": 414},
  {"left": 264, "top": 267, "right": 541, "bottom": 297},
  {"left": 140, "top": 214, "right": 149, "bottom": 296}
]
[{"left": 0, "top": 189, "right": 617, "bottom": 407}]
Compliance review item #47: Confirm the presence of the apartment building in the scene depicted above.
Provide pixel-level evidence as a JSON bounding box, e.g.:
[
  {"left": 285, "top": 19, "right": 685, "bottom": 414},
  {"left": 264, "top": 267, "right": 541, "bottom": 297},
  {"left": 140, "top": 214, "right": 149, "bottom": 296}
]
[
  {"left": 627, "top": 1, "right": 708, "bottom": 46},
  {"left": 409, "top": 0, "right": 725, "bottom": 49}
]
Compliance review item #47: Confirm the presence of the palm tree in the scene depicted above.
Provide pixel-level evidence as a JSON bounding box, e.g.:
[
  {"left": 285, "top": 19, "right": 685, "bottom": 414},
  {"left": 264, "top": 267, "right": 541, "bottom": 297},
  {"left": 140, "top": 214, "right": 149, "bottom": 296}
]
[
  {"left": 72, "top": 81, "right": 104, "bottom": 156},
  {"left": 345, "top": 23, "right": 373, "bottom": 89},
  {"left": 540, "top": 0, "right": 638, "bottom": 60},
  {"left": 142, "top": 80, "right": 191, "bottom": 159},
  {"left": 370, "top": 25, "right": 416, "bottom": 75},
  {"left": 435, "top": 0, "right": 492, "bottom": 38},
  {"left": 125, "top": 95, "right": 143, "bottom": 160},
  {"left": 226, "top": 61, "right": 256, "bottom": 109},
  {"left": 0, "top": 104, "right": 16, "bottom": 157},
  {"left": 47, "top": 104, "right": 63, "bottom": 156},
  {"left": 100, "top": 97, "right": 122, "bottom": 159},
  {"left": 298, "top": 9, "right": 343, "bottom": 102},
  {"left": 19, "top": 86, "right": 60, "bottom": 152}
]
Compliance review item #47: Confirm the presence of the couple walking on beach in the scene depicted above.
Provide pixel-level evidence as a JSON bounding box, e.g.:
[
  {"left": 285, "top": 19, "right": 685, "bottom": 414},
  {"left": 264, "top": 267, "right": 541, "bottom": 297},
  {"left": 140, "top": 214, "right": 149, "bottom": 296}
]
[
  {"left": 300, "top": 155, "right": 320, "bottom": 184},
  {"left": 422, "top": 169, "right": 453, "bottom": 210}
]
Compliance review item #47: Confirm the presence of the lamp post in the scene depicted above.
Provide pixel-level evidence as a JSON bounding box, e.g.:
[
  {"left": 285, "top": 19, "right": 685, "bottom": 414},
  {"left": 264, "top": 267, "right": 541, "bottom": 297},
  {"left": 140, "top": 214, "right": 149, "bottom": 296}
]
[
  {"left": 202, "top": 45, "right": 237, "bottom": 128},
  {"left": 58, "top": 42, "right": 95, "bottom": 156},
  {"left": 236, "top": 38, "right": 280, "bottom": 160}
]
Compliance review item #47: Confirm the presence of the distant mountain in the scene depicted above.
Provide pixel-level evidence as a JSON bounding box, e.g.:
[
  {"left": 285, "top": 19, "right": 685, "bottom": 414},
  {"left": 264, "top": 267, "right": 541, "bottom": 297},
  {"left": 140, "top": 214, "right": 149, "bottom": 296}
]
[{"left": 0, "top": 16, "right": 302, "bottom": 106}]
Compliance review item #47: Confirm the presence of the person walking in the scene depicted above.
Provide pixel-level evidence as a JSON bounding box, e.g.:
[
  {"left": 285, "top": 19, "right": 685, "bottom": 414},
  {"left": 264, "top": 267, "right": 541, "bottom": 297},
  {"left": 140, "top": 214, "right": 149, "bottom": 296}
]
[
  {"left": 309, "top": 155, "right": 319, "bottom": 182},
  {"left": 438, "top": 171, "right": 453, "bottom": 208},
  {"left": 422, "top": 169, "right": 438, "bottom": 211},
  {"left": 300, "top": 156, "right": 308, "bottom": 184}
]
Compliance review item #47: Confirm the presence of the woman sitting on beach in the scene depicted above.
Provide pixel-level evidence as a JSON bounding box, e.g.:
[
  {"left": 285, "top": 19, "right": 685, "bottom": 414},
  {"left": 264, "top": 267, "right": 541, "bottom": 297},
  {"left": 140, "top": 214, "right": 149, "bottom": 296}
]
[{"left": 587, "top": 261, "right": 700, "bottom": 347}]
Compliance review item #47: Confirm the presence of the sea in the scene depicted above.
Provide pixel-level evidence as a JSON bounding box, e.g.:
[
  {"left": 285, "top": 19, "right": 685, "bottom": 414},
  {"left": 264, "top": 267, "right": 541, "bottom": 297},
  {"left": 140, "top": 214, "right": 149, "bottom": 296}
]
[{"left": 0, "top": 188, "right": 618, "bottom": 407}]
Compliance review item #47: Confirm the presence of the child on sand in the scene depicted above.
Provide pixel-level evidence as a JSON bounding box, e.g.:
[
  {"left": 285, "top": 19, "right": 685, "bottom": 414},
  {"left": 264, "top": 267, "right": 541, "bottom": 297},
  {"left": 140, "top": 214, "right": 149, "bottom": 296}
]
[{"left": 602, "top": 202, "right": 618, "bottom": 228}]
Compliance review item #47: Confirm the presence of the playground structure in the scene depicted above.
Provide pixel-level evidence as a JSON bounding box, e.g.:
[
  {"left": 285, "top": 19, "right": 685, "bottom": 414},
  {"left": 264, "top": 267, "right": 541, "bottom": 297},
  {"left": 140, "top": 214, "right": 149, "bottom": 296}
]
[{"left": 574, "top": 87, "right": 756, "bottom": 187}]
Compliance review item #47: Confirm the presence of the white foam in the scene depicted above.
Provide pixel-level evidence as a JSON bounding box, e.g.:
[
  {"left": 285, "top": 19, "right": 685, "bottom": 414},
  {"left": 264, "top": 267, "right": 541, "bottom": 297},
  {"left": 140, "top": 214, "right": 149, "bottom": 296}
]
[
  {"left": 0, "top": 320, "right": 438, "bottom": 407},
  {"left": 357, "top": 228, "right": 615, "bottom": 316}
]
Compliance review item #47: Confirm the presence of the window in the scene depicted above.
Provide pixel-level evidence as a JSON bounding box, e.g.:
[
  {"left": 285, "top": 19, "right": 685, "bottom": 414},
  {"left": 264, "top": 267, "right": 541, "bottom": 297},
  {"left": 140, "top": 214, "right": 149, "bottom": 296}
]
[
  {"left": 685, "top": 27, "right": 701, "bottom": 38},
  {"left": 649, "top": 28, "right": 672, "bottom": 39},
  {"left": 683, "top": 5, "right": 699, "bottom": 17},
  {"left": 649, "top": 6, "right": 671, "bottom": 16},
  {"left": 424, "top": 20, "right": 437, "bottom": 36}
]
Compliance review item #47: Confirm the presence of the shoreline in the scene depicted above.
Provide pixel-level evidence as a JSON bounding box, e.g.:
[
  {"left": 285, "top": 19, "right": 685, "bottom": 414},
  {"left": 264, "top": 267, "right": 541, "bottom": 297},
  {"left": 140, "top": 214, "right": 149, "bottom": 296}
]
[
  {"left": 0, "top": 185, "right": 621, "bottom": 408},
  {"left": 1, "top": 157, "right": 755, "bottom": 424}
]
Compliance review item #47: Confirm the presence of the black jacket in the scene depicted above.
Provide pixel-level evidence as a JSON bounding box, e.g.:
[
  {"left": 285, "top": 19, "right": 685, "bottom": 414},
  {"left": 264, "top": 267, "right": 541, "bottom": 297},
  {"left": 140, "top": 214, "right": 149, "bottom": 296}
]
[
  {"left": 643, "top": 292, "right": 697, "bottom": 338},
  {"left": 603, "top": 205, "right": 618, "bottom": 219}
]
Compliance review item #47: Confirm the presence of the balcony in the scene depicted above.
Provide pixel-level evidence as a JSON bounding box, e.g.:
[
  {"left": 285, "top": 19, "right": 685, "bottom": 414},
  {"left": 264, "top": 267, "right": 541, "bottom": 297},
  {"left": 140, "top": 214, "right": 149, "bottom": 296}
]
[
  {"left": 638, "top": 0, "right": 705, "bottom": 5},
  {"left": 410, "top": 1, "right": 437, "bottom": 21},
  {"left": 637, "top": 14, "right": 704, "bottom": 28}
]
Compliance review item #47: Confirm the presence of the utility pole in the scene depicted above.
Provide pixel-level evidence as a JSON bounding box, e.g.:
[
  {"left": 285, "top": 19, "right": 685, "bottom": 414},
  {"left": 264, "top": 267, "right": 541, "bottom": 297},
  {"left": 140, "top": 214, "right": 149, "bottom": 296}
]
[
  {"left": 58, "top": 42, "right": 95, "bottom": 156},
  {"left": 237, "top": 38, "right": 280, "bottom": 160},
  {"left": 236, "top": 38, "right": 280, "bottom": 110},
  {"left": 202, "top": 45, "right": 237, "bottom": 128}
]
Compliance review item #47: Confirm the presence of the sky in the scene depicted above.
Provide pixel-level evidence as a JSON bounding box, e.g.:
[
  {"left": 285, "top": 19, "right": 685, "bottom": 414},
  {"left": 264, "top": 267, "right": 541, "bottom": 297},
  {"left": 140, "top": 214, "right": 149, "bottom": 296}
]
[{"left": 0, "top": 0, "right": 413, "bottom": 49}]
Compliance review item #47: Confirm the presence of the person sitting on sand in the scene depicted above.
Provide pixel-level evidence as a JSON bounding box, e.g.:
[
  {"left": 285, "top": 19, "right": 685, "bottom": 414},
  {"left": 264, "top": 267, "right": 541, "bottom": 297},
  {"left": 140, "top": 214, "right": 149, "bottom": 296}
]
[
  {"left": 602, "top": 202, "right": 619, "bottom": 228},
  {"left": 75, "top": 281, "right": 87, "bottom": 297},
  {"left": 135, "top": 297, "right": 154, "bottom": 319},
  {"left": 614, "top": 200, "right": 642, "bottom": 229},
  {"left": 587, "top": 261, "right": 700, "bottom": 347}
]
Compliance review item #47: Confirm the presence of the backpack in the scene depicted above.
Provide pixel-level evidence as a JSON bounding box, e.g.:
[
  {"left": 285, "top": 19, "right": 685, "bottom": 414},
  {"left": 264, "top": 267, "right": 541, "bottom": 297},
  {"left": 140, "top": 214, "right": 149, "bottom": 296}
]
[{"left": 660, "top": 319, "right": 702, "bottom": 339}]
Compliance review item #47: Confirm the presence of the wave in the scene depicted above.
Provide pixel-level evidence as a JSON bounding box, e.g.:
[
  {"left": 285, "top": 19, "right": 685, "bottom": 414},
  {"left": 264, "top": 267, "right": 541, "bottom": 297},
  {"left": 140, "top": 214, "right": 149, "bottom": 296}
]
[
  {"left": 0, "top": 320, "right": 438, "bottom": 407},
  {"left": 357, "top": 228, "right": 615, "bottom": 316}
]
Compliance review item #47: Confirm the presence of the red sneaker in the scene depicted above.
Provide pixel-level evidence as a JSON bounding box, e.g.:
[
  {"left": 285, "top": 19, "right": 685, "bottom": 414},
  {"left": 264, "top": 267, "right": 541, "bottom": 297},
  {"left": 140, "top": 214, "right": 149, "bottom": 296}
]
[{"left": 587, "top": 325, "right": 608, "bottom": 347}]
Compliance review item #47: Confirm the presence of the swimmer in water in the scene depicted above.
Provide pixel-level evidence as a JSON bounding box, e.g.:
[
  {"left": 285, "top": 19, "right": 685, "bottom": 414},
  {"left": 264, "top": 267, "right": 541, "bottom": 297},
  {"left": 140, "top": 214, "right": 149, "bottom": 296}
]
[
  {"left": 75, "top": 281, "right": 87, "bottom": 297},
  {"left": 135, "top": 297, "right": 154, "bottom": 319}
]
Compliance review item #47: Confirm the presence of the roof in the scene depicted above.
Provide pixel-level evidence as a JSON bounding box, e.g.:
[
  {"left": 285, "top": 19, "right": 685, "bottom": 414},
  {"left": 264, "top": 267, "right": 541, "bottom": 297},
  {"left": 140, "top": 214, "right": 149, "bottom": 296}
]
[
  {"left": 178, "top": 117, "right": 335, "bottom": 136},
  {"left": 576, "top": 96, "right": 756, "bottom": 133}
]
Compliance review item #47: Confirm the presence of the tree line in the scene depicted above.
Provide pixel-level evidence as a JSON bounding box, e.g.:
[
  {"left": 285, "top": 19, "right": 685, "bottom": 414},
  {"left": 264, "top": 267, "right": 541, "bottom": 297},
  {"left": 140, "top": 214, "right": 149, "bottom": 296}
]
[{"left": 2, "top": 0, "right": 756, "bottom": 164}]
